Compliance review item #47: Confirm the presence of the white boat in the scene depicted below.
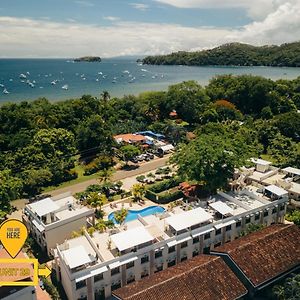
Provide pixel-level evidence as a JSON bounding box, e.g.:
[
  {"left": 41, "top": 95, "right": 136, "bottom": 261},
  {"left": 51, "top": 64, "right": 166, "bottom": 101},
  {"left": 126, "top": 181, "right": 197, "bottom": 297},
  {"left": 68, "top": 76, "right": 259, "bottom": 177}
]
[
  {"left": 141, "top": 69, "right": 147, "bottom": 72},
  {"left": 3, "top": 88, "right": 9, "bottom": 94},
  {"left": 28, "top": 82, "right": 35, "bottom": 88},
  {"left": 123, "top": 70, "right": 130, "bottom": 74},
  {"left": 19, "top": 73, "right": 27, "bottom": 79},
  {"left": 96, "top": 78, "right": 99, "bottom": 82},
  {"left": 51, "top": 80, "right": 57, "bottom": 85},
  {"left": 98, "top": 72, "right": 103, "bottom": 75},
  {"left": 0, "top": 84, "right": 4, "bottom": 88},
  {"left": 62, "top": 84, "right": 69, "bottom": 90},
  {"left": 9, "top": 79, "right": 13, "bottom": 82},
  {"left": 26, "top": 71, "right": 30, "bottom": 75}
]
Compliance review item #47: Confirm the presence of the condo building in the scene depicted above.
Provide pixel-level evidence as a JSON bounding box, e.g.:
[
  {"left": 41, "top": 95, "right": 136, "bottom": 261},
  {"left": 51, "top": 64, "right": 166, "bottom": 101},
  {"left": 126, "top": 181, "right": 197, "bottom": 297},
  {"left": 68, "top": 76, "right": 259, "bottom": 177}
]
[
  {"left": 23, "top": 192, "right": 94, "bottom": 256},
  {"left": 53, "top": 189, "right": 288, "bottom": 300}
]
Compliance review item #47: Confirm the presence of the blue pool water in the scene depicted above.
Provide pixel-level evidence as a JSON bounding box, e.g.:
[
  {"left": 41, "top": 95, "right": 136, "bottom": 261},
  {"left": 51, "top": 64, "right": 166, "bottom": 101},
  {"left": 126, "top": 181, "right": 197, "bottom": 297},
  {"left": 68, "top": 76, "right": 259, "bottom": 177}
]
[{"left": 108, "top": 205, "right": 165, "bottom": 224}]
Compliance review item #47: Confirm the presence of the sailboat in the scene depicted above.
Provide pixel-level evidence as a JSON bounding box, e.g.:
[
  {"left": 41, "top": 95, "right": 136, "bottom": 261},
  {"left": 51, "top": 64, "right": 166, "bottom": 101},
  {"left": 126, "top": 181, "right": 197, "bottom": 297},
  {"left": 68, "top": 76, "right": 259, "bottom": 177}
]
[
  {"left": 62, "top": 84, "right": 69, "bottom": 90},
  {"left": 3, "top": 88, "right": 9, "bottom": 94}
]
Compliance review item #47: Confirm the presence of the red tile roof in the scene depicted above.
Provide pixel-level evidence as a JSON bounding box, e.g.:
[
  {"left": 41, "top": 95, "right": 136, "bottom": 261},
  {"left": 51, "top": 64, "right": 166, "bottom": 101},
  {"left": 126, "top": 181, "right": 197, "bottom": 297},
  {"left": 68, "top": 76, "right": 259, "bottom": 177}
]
[
  {"left": 113, "top": 255, "right": 247, "bottom": 300},
  {"left": 214, "top": 224, "right": 300, "bottom": 287},
  {"left": 114, "top": 134, "right": 146, "bottom": 143}
]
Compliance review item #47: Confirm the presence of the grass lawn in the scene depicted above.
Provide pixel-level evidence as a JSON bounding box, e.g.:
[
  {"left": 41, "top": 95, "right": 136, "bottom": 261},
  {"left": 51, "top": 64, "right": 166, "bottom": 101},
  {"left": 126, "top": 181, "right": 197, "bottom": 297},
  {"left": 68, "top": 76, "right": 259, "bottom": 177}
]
[{"left": 43, "top": 163, "right": 100, "bottom": 193}]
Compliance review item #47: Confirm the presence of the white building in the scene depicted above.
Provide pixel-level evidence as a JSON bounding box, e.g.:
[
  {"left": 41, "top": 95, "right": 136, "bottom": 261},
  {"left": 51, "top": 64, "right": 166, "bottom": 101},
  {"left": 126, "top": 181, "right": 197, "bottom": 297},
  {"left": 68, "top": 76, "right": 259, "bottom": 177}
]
[
  {"left": 53, "top": 189, "right": 288, "bottom": 300},
  {"left": 23, "top": 192, "right": 94, "bottom": 256}
]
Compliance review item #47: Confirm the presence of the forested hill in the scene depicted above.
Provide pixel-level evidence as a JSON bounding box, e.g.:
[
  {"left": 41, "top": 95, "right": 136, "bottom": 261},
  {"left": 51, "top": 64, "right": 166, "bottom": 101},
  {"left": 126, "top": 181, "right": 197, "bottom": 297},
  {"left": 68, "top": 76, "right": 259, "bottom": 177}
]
[{"left": 142, "top": 42, "right": 300, "bottom": 67}]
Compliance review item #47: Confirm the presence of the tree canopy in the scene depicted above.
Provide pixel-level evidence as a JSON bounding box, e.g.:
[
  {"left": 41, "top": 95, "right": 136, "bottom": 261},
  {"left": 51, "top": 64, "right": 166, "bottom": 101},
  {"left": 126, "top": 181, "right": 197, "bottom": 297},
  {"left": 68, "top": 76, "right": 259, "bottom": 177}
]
[{"left": 142, "top": 42, "right": 300, "bottom": 67}]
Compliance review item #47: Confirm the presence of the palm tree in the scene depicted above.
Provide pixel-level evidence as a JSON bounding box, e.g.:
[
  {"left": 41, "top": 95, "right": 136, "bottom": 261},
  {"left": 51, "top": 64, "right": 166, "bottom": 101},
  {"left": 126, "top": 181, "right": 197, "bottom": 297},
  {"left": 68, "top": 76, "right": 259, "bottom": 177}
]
[
  {"left": 95, "top": 220, "right": 107, "bottom": 233},
  {"left": 131, "top": 183, "right": 146, "bottom": 201},
  {"left": 98, "top": 168, "right": 114, "bottom": 184},
  {"left": 114, "top": 208, "right": 128, "bottom": 226},
  {"left": 101, "top": 90, "right": 110, "bottom": 103},
  {"left": 88, "top": 192, "right": 106, "bottom": 218}
]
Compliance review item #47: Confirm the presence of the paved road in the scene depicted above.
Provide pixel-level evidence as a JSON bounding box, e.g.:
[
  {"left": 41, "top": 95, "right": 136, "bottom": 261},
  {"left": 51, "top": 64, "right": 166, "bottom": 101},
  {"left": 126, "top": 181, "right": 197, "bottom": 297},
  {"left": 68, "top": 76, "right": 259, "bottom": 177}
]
[{"left": 49, "top": 155, "right": 171, "bottom": 196}]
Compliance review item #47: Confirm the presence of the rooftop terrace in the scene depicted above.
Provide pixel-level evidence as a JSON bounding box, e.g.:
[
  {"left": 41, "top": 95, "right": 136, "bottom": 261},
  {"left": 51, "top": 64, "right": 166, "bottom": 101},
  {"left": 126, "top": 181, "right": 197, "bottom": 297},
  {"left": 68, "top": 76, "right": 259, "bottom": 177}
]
[{"left": 57, "top": 189, "right": 284, "bottom": 269}]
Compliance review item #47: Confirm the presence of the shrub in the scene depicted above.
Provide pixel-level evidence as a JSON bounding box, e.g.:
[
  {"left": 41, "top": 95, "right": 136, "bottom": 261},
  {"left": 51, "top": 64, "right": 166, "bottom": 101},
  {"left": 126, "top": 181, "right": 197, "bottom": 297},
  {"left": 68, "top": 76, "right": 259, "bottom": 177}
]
[
  {"left": 42, "top": 277, "right": 60, "bottom": 300},
  {"left": 157, "top": 189, "right": 183, "bottom": 204},
  {"left": 136, "top": 175, "right": 146, "bottom": 182},
  {"left": 84, "top": 155, "right": 114, "bottom": 175},
  {"left": 148, "top": 177, "right": 181, "bottom": 193}
]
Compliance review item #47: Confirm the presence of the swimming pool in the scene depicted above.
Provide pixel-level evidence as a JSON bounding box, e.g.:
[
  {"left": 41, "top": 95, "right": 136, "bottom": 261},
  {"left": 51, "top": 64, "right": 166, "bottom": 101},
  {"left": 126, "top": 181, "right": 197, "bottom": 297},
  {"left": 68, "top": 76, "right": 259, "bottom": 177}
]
[{"left": 108, "top": 205, "right": 165, "bottom": 224}]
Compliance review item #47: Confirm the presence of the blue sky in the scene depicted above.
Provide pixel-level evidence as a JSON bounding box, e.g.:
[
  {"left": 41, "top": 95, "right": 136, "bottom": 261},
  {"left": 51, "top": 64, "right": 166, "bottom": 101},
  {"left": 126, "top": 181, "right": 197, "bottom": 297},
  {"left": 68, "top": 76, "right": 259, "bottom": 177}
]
[
  {"left": 0, "top": 0, "right": 251, "bottom": 27},
  {"left": 0, "top": 0, "right": 299, "bottom": 57}
]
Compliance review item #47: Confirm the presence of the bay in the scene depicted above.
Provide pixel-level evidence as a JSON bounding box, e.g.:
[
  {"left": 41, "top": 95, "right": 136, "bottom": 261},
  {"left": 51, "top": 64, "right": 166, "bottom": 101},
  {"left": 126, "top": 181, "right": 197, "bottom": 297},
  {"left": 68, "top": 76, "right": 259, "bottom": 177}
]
[{"left": 0, "top": 58, "right": 300, "bottom": 103}]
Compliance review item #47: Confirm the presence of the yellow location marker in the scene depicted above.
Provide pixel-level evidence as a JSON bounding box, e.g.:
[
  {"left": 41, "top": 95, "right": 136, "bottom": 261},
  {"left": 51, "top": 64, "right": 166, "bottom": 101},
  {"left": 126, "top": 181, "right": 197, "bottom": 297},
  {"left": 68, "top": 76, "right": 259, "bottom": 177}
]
[{"left": 0, "top": 219, "right": 28, "bottom": 258}]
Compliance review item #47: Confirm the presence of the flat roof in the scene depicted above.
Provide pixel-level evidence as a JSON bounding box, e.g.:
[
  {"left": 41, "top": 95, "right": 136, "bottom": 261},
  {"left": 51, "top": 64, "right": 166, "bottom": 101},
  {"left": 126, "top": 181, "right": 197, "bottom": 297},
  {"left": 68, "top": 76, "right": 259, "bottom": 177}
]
[
  {"left": 251, "top": 158, "right": 272, "bottom": 166},
  {"left": 159, "top": 144, "right": 174, "bottom": 151},
  {"left": 282, "top": 167, "right": 300, "bottom": 176},
  {"left": 166, "top": 207, "right": 213, "bottom": 232},
  {"left": 32, "top": 219, "right": 45, "bottom": 232},
  {"left": 209, "top": 201, "right": 233, "bottom": 216},
  {"left": 265, "top": 185, "right": 288, "bottom": 197},
  {"left": 110, "top": 227, "right": 154, "bottom": 252},
  {"left": 62, "top": 245, "right": 94, "bottom": 269},
  {"left": 29, "top": 198, "right": 59, "bottom": 216}
]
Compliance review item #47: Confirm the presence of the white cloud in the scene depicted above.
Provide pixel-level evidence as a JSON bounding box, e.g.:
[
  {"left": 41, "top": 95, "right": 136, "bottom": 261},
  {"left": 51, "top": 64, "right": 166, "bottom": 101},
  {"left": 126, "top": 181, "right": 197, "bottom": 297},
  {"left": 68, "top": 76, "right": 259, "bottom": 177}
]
[
  {"left": 0, "top": 0, "right": 299, "bottom": 58},
  {"left": 130, "top": 3, "right": 150, "bottom": 11},
  {"left": 103, "top": 16, "right": 120, "bottom": 22},
  {"left": 74, "top": 0, "right": 94, "bottom": 7},
  {"left": 155, "top": 0, "right": 296, "bottom": 20},
  {"left": 229, "top": 1, "right": 300, "bottom": 44}
]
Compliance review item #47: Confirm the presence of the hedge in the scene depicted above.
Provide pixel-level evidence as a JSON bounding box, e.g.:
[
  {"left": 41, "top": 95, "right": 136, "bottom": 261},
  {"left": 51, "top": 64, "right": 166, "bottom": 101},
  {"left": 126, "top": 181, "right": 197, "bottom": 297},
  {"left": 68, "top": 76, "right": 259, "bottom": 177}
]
[
  {"left": 147, "top": 177, "right": 181, "bottom": 193},
  {"left": 145, "top": 188, "right": 183, "bottom": 204}
]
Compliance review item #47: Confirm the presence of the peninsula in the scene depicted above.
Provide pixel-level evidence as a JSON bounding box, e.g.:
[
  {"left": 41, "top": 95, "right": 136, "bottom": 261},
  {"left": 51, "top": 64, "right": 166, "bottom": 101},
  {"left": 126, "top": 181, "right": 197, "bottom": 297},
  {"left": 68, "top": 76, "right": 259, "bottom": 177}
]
[
  {"left": 74, "top": 56, "right": 101, "bottom": 62},
  {"left": 142, "top": 41, "right": 300, "bottom": 67}
]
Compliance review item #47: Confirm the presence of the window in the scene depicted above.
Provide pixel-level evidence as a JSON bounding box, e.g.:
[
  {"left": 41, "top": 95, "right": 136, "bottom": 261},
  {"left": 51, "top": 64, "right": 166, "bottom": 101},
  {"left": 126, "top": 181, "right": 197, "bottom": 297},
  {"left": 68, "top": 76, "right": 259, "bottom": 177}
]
[
  {"left": 168, "top": 246, "right": 175, "bottom": 253},
  {"left": 225, "top": 225, "right": 231, "bottom": 232},
  {"left": 127, "top": 276, "right": 135, "bottom": 284},
  {"left": 111, "top": 282, "right": 121, "bottom": 291},
  {"left": 94, "top": 290, "right": 105, "bottom": 300},
  {"left": 141, "top": 272, "right": 149, "bottom": 278},
  {"left": 94, "top": 274, "right": 103, "bottom": 282},
  {"left": 203, "top": 246, "right": 210, "bottom": 254},
  {"left": 181, "top": 241, "right": 188, "bottom": 249},
  {"left": 76, "top": 280, "right": 86, "bottom": 290},
  {"left": 255, "top": 213, "right": 260, "bottom": 221},
  {"left": 181, "top": 256, "right": 187, "bottom": 262},
  {"left": 236, "top": 221, "right": 241, "bottom": 228},
  {"left": 193, "top": 250, "right": 199, "bottom": 257},
  {"left": 155, "top": 265, "right": 163, "bottom": 273},
  {"left": 193, "top": 237, "right": 199, "bottom": 244},
  {"left": 245, "top": 217, "right": 251, "bottom": 224},
  {"left": 214, "top": 242, "right": 221, "bottom": 248},
  {"left": 264, "top": 210, "right": 268, "bottom": 217},
  {"left": 111, "top": 267, "right": 120, "bottom": 276},
  {"left": 272, "top": 207, "right": 277, "bottom": 214},
  {"left": 204, "top": 232, "right": 210, "bottom": 240},
  {"left": 141, "top": 256, "right": 149, "bottom": 264},
  {"left": 155, "top": 251, "right": 162, "bottom": 258},
  {"left": 216, "top": 229, "right": 221, "bottom": 235},
  {"left": 280, "top": 204, "right": 285, "bottom": 211},
  {"left": 167, "top": 260, "right": 176, "bottom": 267},
  {"left": 126, "top": 261, "right": 134, "bottom": 269}
]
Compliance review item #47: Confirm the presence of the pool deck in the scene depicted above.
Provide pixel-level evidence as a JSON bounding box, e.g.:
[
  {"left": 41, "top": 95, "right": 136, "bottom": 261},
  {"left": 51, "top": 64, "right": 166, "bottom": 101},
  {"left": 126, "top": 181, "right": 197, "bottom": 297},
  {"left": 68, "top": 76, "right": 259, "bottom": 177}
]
[{"left": 102, "top": 198, "right": 167, "bottom": 221}]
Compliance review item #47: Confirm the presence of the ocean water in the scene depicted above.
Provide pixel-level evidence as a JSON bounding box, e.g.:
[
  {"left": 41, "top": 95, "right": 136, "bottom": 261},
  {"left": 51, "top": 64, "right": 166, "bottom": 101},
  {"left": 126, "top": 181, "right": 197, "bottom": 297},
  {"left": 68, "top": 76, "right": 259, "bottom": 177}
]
[{"left": 0, "top": 58, "right": 300, "bottom": 103}]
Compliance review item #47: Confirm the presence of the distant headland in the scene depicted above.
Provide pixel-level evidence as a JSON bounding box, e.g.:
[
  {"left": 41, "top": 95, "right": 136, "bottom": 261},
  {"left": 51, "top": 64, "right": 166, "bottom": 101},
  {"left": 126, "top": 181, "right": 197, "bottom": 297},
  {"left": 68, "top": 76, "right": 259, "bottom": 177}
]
[
  {"left": 74, "top": 56, "right": 101, "bottom": 62},
  {"left": 142, "top": 41, "right": 300, "bottom": 67}
]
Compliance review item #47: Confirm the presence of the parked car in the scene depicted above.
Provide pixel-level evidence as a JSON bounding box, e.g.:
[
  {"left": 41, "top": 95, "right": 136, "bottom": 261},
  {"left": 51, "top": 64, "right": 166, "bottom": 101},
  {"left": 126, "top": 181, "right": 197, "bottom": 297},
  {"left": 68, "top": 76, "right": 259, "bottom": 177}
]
[
  {"left": 146, "top": 152, "right": 154, "bottom": 159},
  {"left": 131, "top": 157, "right": 138, "bottom": 163}
]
